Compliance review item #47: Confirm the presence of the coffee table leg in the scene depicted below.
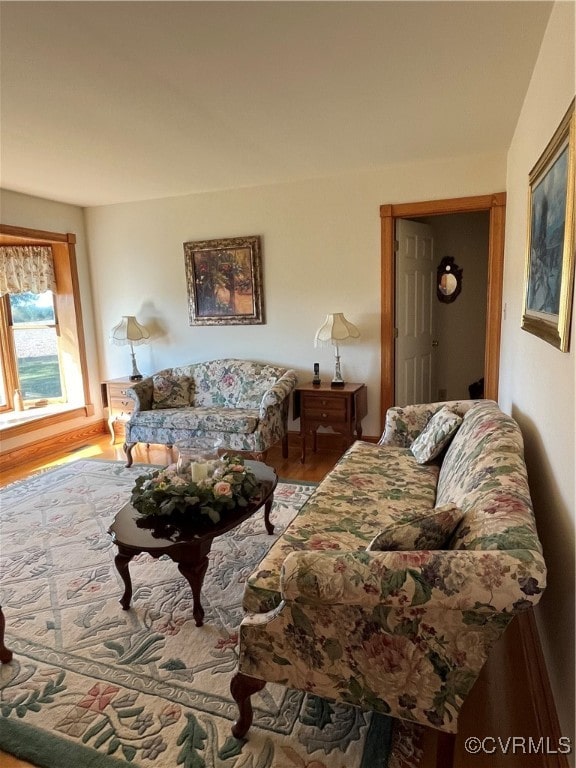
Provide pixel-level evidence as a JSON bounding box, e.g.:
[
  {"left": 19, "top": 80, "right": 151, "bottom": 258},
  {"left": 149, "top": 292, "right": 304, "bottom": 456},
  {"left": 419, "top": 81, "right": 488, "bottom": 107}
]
[
  {"left": 114, "top": 549, "right": 135, "bottom": 610},
  {"left": 264, "top": 497, "right": 274, "bottom": 535},
  {"left": 0, "top": 607, "right": 13, "bottom": 663},
  {"left": 178, "top": 558, "right": 209, "bottom": 627}
]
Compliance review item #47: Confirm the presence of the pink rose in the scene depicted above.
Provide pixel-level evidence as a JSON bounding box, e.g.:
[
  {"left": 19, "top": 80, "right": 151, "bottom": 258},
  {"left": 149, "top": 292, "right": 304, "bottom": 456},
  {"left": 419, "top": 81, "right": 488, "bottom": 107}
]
[{"left": 214, "top": 481, "right": 233, "bottom": 497}]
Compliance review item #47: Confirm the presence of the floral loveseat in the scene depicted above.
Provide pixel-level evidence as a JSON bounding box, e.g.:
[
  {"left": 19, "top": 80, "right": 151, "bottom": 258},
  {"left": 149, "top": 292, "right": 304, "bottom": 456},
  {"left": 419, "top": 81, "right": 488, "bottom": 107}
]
[
  {"left": 230, "top": 400, "right": 546, "bottom": 758},
  {"left": 123, "top": 359, "right": 297, "bottom": 467}
]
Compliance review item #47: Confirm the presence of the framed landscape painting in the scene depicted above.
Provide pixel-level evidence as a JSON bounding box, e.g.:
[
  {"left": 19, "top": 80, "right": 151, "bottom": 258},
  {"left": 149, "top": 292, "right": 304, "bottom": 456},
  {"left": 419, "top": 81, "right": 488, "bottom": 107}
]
[
  {"left": 183, "top": 235, "right": 264, "bottom": 326},
  {"left": 522, "top": 99, "right": 575, "bottom": 351}
]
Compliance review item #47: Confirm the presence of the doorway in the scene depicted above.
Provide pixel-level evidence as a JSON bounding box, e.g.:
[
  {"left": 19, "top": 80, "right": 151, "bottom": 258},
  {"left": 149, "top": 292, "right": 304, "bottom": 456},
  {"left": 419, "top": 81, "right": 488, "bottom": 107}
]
[
  {"left": 380, "top": 193, "right": 506, "bottom": 427},
  {"left": 395, "top": 212, "right": 490, "bottom": 406}
]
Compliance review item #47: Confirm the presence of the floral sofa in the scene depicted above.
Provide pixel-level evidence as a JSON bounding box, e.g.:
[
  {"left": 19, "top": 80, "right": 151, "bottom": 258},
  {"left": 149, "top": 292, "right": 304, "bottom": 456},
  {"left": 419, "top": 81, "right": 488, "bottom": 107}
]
[
  {"left": 123, "top": 359, "right": 297, "bottom": 467},
  {"left": 230, "top": 400, "right": 547, "bottom": 755}
]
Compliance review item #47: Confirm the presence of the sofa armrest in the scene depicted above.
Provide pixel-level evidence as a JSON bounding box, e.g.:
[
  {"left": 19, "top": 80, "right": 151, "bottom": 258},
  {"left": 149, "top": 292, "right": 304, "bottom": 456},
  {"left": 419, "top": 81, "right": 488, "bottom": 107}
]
[
  {"left": 259, "top": 369, "right": 298, "bottom": 417},
  {"left": 378, "top": 400, "right": 479, "bottom": 447},
  {"left": 280, "top": 549, "right": 546, "bottom": 613},
  {"left": 127, "top": 377, "right": 154, "bottom": 413}
]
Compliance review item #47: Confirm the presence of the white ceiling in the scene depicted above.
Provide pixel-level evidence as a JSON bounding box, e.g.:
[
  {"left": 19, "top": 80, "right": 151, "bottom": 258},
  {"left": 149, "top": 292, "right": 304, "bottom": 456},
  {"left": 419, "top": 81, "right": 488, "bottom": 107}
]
[{"left": 0, "top": 1, "right": 553, "bottom": 208}]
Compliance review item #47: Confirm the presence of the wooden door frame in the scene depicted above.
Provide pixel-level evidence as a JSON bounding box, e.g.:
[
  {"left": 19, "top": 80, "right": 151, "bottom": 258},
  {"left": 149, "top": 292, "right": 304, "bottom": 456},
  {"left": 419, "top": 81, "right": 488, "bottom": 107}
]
[{"left": 380, "top": 192, "right": 506, "bottom": 429}]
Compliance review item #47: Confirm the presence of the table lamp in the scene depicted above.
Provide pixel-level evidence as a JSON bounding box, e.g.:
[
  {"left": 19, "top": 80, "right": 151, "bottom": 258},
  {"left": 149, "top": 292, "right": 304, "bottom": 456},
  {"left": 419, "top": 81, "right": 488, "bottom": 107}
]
[
  {"left": 314, "top": 312, "right": 360, "bottom": 387},
  {"left": 110, "top": 315, "right": 150, "bottom": 381}
]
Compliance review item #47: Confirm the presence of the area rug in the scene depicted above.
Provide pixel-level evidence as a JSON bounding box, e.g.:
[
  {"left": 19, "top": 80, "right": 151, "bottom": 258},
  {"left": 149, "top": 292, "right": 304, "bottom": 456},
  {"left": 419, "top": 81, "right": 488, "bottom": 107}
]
[{"left": 0, "top": 459, "right": 423, "bottom": 768}]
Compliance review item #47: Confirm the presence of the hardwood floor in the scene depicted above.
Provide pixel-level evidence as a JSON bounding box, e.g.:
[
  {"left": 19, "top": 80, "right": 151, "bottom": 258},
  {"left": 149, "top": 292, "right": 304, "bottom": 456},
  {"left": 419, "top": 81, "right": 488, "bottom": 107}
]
[{"left": 0, "top": 433, "right": 565, "bottom": 768}]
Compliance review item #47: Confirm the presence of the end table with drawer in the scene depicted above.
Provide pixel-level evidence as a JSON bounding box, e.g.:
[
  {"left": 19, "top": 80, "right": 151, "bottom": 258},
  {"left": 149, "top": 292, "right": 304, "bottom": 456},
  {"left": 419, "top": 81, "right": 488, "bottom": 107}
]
[
  {"left": 102, "top": 377, "right": 136, "bottom": 443},
  {"left": 293, "top": 382, "right": 368, "bottom": 463}
]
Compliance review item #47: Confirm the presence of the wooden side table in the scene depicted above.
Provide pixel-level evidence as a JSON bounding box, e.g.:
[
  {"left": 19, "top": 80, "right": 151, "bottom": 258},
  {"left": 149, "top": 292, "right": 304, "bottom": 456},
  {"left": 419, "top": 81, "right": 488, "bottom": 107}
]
[
  {"left": 293, "top": 382, "right": 368, "bottom": 463},
  {"left": 102, "top": 377, "right": 135, "bottom": 443}
]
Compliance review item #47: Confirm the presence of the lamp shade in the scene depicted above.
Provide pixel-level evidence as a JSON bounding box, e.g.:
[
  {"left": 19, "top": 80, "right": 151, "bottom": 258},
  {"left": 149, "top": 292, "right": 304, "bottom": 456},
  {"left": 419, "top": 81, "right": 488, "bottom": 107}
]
[
  {"left": 314, "top": 313, "right": 360, "bottom": 346},
  {"left": 110, "top": 315, "right": 150, "bottom": 346}
]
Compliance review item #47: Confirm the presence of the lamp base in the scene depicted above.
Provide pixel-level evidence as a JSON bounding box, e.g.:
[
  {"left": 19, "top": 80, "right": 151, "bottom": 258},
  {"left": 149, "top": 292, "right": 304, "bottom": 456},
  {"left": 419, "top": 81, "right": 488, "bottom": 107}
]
[
  {"left": 129, "top": 347, "right": 144, "bottom": 381},
  {"left": 332, "top": 353, "right": 345, "bottom": 387}
]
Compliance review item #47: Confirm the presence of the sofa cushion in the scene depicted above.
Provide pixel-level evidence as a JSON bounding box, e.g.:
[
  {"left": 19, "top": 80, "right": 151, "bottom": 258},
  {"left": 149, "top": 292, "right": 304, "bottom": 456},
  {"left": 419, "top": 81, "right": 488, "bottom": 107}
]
[
  {"left": 243, "top": 440, "right": 440, "bottom": 613},
  {"left": 130, "top": 406, "right": 259, "bottom": 434},
  {"left": 411, "top": 405, "right": 462, "bottom": 463},
  {"left": 366, "top": 504, "right": 463, "bottom": 551},
  {"left": 152, "top": 372, "right": 193, "bottom": 409}
]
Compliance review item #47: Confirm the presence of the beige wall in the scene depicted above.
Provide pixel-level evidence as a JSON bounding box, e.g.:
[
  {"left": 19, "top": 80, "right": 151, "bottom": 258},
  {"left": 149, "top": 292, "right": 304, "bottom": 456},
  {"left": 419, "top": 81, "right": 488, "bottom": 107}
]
[
  {"left": 85, "top": 153, "right": 505, "bottom": 437},
  {"left": 0, "top": 189, "right": 102, "bottom": 451},
  {"left": 500, "top": 1, "right": 575, "bottom": 750}
]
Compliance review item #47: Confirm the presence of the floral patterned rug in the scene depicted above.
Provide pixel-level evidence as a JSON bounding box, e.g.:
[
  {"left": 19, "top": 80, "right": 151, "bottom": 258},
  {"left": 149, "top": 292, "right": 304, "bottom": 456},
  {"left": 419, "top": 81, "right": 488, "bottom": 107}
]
[{"left": 0, "top": 459, "right": 423, "bottom": 768}]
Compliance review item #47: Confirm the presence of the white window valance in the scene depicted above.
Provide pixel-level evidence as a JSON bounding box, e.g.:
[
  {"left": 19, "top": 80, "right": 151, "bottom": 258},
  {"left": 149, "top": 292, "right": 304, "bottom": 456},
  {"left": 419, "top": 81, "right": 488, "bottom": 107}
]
[{"left": 0, "top": 245, "right": 57, "bottom": 296}]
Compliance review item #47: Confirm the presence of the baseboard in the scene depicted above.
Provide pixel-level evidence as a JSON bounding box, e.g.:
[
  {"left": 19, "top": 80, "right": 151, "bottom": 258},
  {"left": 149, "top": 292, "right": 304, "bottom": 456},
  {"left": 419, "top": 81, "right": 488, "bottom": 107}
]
[
  {"left": 517, "top": 611, "right": 570, "bottom": 768},
  {"left": 0, "top": 419, "right": 107, "bottom": 472}
]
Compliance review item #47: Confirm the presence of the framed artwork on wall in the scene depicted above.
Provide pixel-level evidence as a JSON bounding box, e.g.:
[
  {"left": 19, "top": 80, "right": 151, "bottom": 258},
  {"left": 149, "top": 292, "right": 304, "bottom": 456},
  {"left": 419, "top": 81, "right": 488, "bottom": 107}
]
[
  {"left": 183, "top": 235, "right": 264, "bottom": 326},
  {"left": 521, "top": 99, "right": 575, "bottom": 352}
]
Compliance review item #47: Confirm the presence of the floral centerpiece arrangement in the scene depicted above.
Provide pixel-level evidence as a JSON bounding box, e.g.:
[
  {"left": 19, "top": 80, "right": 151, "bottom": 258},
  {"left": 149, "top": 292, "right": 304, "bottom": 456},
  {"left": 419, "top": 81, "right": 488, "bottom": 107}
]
[{"left": 130, "top": 453, "right": 259, "bottom": 525}]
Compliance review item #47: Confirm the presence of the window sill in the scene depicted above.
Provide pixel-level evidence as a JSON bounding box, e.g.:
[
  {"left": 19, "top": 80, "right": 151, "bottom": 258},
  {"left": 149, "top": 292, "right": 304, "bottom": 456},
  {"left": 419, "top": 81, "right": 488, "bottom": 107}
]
[{"left": 0, "top": 404, "right": 93, "bottom": 438}]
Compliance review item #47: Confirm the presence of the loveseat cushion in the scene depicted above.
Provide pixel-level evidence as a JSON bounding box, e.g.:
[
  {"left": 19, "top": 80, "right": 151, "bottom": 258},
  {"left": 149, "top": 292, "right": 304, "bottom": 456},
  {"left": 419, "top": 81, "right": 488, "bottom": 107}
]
[
  {"left": 152, "top": 372, "right": 193, "bottom": 409},
  {"left": 129, "top": 406, "right": 259, "bottom": 434},
  {"left": 184, "top": 359, "right": 285, "bottom": 408},
  {"left": 411, "top": 405, "right": 462, "bottom": 463},
  {"left": 243, "top": 440, "right": 440, "bottom": 613},
  {"left": 366, "top": 503, "right": 463, "bottom": 551}
]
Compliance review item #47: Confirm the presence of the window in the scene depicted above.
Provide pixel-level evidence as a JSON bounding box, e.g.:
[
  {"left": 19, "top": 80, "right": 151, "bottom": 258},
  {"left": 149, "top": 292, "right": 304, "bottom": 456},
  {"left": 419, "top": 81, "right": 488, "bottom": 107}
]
[
  {"left": 2, "top": 291, "right": 64, "bottom": 408},
  {"left": 0, "top": 226, "right": 92, "bottom": 425}
]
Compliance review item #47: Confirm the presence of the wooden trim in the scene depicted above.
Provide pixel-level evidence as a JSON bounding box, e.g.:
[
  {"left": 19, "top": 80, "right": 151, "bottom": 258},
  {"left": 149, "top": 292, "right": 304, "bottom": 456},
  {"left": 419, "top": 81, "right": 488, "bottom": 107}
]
[
  {"left": 516, "top": 611, "right": 570, "bottom": 768},
  {"left": 65, "top": 238, "right": 92, "bottom": 408},
  {"left": 0, "top": 418, "right": 106, "bottom": 473},
  {"left": 0, "top": 224, "right": 71, "bottom": 242},
  {"left": 0, "top": 295, "right": 18, "bottom": 410},
  {"left": 380, "top": 193, "right": 506, "bottom": 427},
  {"left": 484, "top": 198, "right": 506, "bottom": 401},
  {"left": 380, "top": 206, "right": 395, "bottom": 428},
  {"left": 380, "top": 193, "right": 506, "bottom": 219},
  {"left": 0, "top": 406, "right": 93, "bottom": 440}
]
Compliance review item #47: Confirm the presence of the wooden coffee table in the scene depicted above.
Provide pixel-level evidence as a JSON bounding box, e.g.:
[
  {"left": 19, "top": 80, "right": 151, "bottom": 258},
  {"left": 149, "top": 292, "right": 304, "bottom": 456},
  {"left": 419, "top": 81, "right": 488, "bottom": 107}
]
[{"left": 108, "top": 460, "right": 277, "bottom": 627}]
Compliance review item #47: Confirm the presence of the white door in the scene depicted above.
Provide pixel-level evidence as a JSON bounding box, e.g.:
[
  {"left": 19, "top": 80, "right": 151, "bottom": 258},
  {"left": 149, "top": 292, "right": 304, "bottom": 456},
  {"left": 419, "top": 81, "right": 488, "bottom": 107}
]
[{"left": 395, "top": 219, "right": 437, "bottom": 406}]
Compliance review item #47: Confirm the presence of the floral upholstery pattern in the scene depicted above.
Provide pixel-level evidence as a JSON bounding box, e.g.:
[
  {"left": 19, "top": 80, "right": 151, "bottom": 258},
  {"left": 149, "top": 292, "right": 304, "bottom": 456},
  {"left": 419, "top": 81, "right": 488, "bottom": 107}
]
[
  {"left": 151, "top": 372, "right": 193, "bottom": 409},
  {"left": 410, "top": 405, "right": 462, "bottom": 463},
  {"left": 234, "top": 400, "right": 546, "bottom": 736},
  {"left": 124, "top": 359, "right": 297, "bottom": 462},
  {"left": 366, "top": 503, "right": 463, "bottom": 551},
  {"left": 130, "top": 406, "right": 259, "bottom": 434},
  {"left": 243, "top": 440, "right": 440, "bottom": 613},
  {"left": 378, "top": 399, "right": 476, "bottom": 448}
]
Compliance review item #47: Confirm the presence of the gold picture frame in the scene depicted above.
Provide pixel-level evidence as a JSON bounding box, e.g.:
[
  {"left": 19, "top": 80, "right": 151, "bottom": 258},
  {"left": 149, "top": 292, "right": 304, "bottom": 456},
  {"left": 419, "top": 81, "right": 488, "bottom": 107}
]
[
  {"left": 522, "top": 99, "right": 575, "bottom": 351},
  {"left": 183, "top": 235, "right": 264, "bottom": 326}
]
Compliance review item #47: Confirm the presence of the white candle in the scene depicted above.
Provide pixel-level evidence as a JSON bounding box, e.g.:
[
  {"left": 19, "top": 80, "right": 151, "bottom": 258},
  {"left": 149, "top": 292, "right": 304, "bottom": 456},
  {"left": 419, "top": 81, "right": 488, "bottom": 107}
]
[{"left": 190, "top": 461, "right": 208, "bottom": 483}]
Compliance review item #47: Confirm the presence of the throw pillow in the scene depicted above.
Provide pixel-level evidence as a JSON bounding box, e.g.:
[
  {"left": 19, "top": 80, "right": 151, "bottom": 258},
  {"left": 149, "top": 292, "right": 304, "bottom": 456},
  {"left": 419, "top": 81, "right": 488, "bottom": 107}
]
[
  {"left": 366, "top": 504, "right": 463, "bottom": 551},
  {"left": 410, "top": 406, "right": 462, "bottom": 464},
  {"left": 152, "top": 373, "right": 192, "bottom": 409}
]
